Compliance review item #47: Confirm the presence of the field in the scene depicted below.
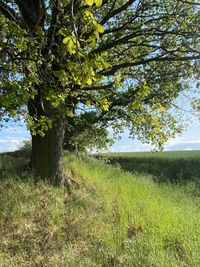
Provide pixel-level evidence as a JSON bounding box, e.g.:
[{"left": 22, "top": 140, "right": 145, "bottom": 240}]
[
  {"left": 107, "top": 150, "right": 200, "bottom": 184},
  {"left": 0, "top": 150, "right": 200, "bottom": 266}
]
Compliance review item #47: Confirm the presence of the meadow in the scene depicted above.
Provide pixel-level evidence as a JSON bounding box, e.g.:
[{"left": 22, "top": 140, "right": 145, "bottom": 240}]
[
  {"left": 0, "top": 150, "right": 200, "bottom": 266},
  {"left": 107, "top": 150, "right": 200, "bottom": 184}
]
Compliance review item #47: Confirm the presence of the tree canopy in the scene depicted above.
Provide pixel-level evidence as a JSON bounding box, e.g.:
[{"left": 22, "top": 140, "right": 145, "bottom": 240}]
[{"left": 0, "top": 0, "right": 199, "bottom": 180}]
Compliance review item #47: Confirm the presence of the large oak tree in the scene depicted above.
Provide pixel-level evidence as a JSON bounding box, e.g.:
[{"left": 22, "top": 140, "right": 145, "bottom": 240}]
[{"left": 0, "top": 0, "right": 199, "bottom": 183}]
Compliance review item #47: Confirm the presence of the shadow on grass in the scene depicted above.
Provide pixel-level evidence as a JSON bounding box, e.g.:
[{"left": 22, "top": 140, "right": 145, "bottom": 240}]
[
  {"left": 0, "top": 150, "right": 35, "bottom": 182},
  {"left": 108, "top": 155, "right": 200, "bottom": 185},
  {"left": 0, "top": 150, "right": 72, "bottom": 187}
]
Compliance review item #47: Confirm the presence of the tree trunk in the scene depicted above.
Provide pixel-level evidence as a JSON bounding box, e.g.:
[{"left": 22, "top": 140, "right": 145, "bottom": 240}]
[{"left": 30, "top": 118, "right": 66, "bottom": 185}]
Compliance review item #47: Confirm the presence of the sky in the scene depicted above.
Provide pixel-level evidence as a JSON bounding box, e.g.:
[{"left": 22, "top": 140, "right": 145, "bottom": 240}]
[
  {"left": 0, "top": 118, "right": 199, "bottom": 153},
  {"left": 110, "top": 120, "right": 200, "bottom": 152}
]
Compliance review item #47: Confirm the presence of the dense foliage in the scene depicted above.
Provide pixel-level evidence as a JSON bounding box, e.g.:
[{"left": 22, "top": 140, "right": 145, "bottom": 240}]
[{"left": 0, "top": 0, "right": 199, "bottom": 146}]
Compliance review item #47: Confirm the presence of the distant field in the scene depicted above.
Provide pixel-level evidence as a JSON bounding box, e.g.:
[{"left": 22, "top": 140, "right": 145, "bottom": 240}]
[
  {"left": 0, "top": 150, "right": 200, "bottom": 266},
  {"left": 105, "top": 150, "right": 200, "bottom": 184}
]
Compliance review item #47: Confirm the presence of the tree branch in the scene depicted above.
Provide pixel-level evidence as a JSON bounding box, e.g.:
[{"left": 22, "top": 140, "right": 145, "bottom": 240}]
[
  {"left": 101, "top": 0, "right": 136, "bottom": 25},
  {"left": 101, "top": 55, "right": 200, "bottom": 76},
  {"left": 15, "top": 0, "right": 44, "bottom": 33},
  {"left": 0, "top": 1, "right": 19, "bottom": 22}
]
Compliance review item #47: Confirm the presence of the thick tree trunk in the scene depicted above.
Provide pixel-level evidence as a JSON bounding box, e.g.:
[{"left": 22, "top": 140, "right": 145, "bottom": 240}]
[{"left": 30, "top": 119, "right": 66, "bottom": 185}]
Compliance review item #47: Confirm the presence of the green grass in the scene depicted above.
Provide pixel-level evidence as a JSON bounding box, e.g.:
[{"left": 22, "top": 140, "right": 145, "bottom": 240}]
[
  {"left": 0, "top": 150, "right": 200, "bottom": 266},
  {"left": 105, "top": 151, "right": 200, "bottom": 184}
]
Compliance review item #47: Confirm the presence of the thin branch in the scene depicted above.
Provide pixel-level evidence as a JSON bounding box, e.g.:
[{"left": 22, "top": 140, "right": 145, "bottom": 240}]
[
  {"left": 101, "top": 55, "right": 200, "bottom": 76},
  {"left": 178, "top": 0, "right": 200, "bottom": 6},
  {"left": 101, "top": 0, "right": 136, "bottom": 25},
  {"left": 0, "top": 1, "right": 19, "bottom": 22}
]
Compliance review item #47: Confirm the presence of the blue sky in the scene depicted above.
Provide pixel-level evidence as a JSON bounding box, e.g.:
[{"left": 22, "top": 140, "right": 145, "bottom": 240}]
[
  {"left": 110, "top": 120, "right": 200, "bottom": 152},
  {"left": 0, "top": 119, "right": 199, "bottom": 153}
]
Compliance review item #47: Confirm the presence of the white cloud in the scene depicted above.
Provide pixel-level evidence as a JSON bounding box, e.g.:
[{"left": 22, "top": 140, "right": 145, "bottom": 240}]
[
  {"left": 110, "top": 142, "right": 153, "bottom": 153},
  {"left": 163, "top": 133, "right": 200, "bottom": 151},
  {"left": 0, "top": 137, "right": 22, "bottom": 152},
  {"left": 0, "top": 123, "right": 30, "bottom": 152},
  {"left": 110, "top": 122, "right": 200, "bottom": 152},
  {"left": 183, "top": 147, "right": 193, "bottom": 151},
  {"left": 166, "top": 138, "right": 200, "bottom": 146}
]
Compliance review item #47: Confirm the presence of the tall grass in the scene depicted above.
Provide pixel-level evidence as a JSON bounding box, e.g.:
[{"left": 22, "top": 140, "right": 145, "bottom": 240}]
[
  {"left": 107, "top": 151, "right": 200, "bottom": 184},
  {"left": 0, "top": 151, "right": 200, "bottom": 266}
]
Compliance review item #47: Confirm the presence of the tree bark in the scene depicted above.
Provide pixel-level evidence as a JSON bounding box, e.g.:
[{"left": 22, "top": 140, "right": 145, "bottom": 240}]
[{"left": 30, "top": 118, "right": 66, "bottom": 185}]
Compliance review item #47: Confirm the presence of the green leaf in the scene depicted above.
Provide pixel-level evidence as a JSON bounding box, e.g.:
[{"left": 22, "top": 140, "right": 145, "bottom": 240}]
[
  {"left": 94, "top": 0, "right": 102, "bottom": 7},
  {"left": 63, "top": 35, "right": 77, "bottom": 54},
  {"left": 59, "top": 28, "right": 68, "bottom": 36},
  {"left": 96, "top": 23, "right": 104, "bottom": 33},
  {"left": 63, "top": 36, "right": 71, "bottom": 44},
  {"left": 86, "top": 100, "right": 91, "bottom": 107},
  {"left": 86, "top": 77, "right": 93, "bottom": 85},
  {"left": 85, "top": 0, "right": 93, "bottom": 6},
  {"left": 52, "top": 70, "right": 66, "bottom": 78},
  {"left": 15, "top": 37, "right": 24, "bottom": 48},
  {"left": 84, "top": 10, "right": 94, "bottom": 18},
  {"left": 100, "top": 58, "right": 110, "bottom": 68},
  {"left": 88, "top": 34, "right": 97, "bottom": 47}
]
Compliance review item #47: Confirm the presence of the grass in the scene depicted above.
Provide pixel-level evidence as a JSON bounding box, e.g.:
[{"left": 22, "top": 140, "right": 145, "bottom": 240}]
[
  {"left": 106, "top": 151, "right": 200, "bottom": 184},
  {"left": 0, "top": 150, "right": 200, "bottom": 266}
]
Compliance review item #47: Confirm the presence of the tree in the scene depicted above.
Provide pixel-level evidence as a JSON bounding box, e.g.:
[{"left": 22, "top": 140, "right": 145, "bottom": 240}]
[
  {"left": 0, "top": 0, "right": 199, "bottom": 183},
  {"left": 64, "top": 112, "right": 115, "bottom": 152}
]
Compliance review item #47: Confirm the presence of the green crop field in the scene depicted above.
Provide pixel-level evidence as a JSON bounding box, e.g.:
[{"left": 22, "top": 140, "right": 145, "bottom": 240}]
[
  {"left": 0, "top": 150, "right": 200, "bottom": 266},
  {"left": 106, "top": 150, "right": 200, "bottom": 184}
]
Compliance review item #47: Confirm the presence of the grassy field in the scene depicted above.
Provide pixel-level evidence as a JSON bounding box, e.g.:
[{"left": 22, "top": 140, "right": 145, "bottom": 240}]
[
  {"left": 107, "top": 150, "right": 200, "bottom": 184},
  {"left": 0, "top": 150, "right": 200, "bottom": 266}
]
